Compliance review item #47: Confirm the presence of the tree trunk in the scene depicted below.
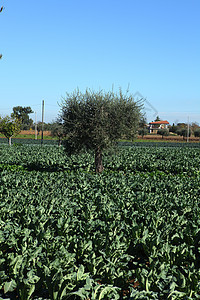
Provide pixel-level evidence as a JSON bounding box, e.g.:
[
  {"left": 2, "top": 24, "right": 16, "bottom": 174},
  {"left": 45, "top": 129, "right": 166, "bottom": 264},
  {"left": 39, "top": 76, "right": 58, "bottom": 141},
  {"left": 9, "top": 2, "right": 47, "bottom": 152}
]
[
  {"left": 95, "top": 148, "right": 104, "bottom": 173},
  {"left": 8, "top": 137, "right": 12, "bottom": 146}
]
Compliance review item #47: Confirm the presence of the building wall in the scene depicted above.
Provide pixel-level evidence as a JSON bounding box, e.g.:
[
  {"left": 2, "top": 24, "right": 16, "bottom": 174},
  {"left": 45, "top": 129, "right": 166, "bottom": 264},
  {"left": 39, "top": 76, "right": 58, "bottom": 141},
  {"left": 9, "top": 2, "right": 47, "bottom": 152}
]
[{"left": 148, "top": 123, "right": 169, "bottom": 133}]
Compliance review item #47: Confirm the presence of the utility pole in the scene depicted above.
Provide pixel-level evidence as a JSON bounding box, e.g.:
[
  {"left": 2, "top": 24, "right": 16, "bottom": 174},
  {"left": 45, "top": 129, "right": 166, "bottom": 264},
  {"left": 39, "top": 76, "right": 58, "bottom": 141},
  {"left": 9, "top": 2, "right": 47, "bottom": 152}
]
[
  {"left": 35, "top": 112, "right": 37, "bottom": 140},
  {"left": 41, "top": 100, "right": 44, "bottom": 145},
  {"left": 187, "top": 116, "right": 190, "bottom": 143}
]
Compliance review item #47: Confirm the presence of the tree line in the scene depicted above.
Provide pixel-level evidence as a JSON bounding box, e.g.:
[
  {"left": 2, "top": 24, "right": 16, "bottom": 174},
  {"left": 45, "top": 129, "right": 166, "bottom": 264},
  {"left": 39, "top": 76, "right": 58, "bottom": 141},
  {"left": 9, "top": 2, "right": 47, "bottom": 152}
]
[
  {"left": 1, "top": 104, "right": 200, "bottom": 146},
  {"left": 138, "top": 116, "right": 200, "bottom": 139},
  {"left": 0, "top": 106, "right": 64, "bottom": 146},
  {"left": 0, "top": 89, "right": 142, "bottom": 172},
  {"left": 1, "top": 89, "right": 200, "bottom": 172}
]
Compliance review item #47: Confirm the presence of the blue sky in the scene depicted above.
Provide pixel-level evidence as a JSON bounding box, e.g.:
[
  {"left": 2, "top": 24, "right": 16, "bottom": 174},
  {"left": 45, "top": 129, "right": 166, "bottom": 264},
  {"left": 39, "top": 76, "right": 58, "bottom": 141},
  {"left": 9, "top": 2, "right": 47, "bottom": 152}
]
[{"left": 0, "top": 0, "right": 199, "bottom": 124}]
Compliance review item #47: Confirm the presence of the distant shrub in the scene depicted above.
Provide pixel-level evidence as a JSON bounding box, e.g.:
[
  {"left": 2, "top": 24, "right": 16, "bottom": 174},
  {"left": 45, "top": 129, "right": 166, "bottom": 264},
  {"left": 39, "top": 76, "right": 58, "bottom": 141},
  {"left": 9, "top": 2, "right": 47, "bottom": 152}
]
[
  {"left": 176, "top": 128, "right": 191, "bottom": 140},
  {"left": 157, "top": 129, "right": 169, "bottom": 139},
  {"left": 194, "top": 128, "right": 200, "bottom": 138},
  {"left": 138, "top": 128, "right": 148, "bottom": 138}
]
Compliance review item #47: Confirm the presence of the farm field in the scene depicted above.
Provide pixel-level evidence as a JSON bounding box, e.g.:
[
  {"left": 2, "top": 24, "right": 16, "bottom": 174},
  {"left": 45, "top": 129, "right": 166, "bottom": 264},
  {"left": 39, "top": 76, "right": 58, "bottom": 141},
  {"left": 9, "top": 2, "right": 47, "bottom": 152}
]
[
  {"left": 1, "top": 133, "right": 200, "bottom": 145},
  {"left": 0, "top": 143, "right": 200, "bottom": 299}
]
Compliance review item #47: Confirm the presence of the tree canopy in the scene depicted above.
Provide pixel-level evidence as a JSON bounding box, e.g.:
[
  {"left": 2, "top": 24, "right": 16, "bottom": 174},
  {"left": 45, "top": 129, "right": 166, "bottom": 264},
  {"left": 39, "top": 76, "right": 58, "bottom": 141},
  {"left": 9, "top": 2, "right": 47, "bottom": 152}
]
[
  {"left": 60, "top": 89, "right": 142, "bottom": 173},
  {"left": 11, "top": 106, "right": 34, "bottom": 130},
  {"left": 154, "top": 115, "right": 161, "bottom": 122},
  {"left": 176, "top": 128, "right": 191, "bottom": 139},
  {"left": 138, "top": 128, "right": 148, "bottom": 138},
  {"left": 0, "top": 116, "right": 21, "bottom": 145},
  {"left": 157, "top": 128, "right": 169, "bottom": 139},
  {"left": 194, "top": 128, "right": 200, "bottom": 138}
]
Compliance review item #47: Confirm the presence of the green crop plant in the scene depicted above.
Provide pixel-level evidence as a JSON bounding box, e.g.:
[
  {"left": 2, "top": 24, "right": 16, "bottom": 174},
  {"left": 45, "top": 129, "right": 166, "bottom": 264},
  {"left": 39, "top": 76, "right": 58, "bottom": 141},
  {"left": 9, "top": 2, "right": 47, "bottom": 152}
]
[{"left": 0, "top": 144, "right": 200, "bottom": 299}]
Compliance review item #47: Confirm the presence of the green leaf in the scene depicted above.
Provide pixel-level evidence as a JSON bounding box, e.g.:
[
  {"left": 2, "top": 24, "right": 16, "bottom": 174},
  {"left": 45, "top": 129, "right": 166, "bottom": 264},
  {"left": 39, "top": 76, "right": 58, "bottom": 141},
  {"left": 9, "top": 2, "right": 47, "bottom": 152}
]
[{"left": 4, "top": 280, "right": 17, "bottom": 293}]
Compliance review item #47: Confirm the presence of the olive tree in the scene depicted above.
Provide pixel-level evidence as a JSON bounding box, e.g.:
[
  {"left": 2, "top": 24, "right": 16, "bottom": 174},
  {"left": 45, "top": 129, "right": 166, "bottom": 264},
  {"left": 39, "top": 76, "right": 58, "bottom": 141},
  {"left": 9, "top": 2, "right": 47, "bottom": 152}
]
[
  {"left": 0, "top": 116, "right": 21, "bottom": 145},
  {"left": 177, "top": 128, "right": 191, "bottom": 140},
  {"left": 138, "top": 128, "right": 148, "bottom": 138},
  {"left": 157, "top": 128, "right": 169, "bottom": 139},
  {"left": 60, "top": 89, "right": 142, "bottom": 173}
]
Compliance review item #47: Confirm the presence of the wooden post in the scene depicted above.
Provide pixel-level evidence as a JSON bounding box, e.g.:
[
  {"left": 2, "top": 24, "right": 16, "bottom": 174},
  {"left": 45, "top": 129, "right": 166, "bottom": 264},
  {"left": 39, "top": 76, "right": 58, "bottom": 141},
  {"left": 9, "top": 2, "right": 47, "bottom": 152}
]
[
  {"left": 187, "top": 116, "right": 189, "bottom": 143},
  {"left": 41, "top": 100, "right": 44, "bottom": 145},
  {"left": 35, "top": 112, "right": 37, "bottom": 140}
]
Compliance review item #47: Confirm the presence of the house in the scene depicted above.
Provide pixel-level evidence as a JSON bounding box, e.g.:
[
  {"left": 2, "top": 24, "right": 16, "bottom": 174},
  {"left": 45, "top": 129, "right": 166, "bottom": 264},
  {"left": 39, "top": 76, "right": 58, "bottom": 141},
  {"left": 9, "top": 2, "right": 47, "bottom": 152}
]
[{"left": 148, "top": 120, "right": 169, "bottom": 134}]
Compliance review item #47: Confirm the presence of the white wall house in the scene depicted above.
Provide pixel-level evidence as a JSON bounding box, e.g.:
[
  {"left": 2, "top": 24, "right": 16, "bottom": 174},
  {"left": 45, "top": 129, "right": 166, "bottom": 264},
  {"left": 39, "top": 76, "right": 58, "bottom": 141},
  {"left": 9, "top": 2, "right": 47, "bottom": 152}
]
[{"left": 148, "top": 120, "right": 169, "bottom": 133}]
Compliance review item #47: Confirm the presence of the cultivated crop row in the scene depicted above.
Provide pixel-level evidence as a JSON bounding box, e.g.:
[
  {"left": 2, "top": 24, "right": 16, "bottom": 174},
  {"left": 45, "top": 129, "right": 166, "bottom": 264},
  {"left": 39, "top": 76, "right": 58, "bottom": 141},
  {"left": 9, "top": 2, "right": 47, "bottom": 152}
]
[{"left": 0, "top": 145, "right": 200, "bottom": 299}]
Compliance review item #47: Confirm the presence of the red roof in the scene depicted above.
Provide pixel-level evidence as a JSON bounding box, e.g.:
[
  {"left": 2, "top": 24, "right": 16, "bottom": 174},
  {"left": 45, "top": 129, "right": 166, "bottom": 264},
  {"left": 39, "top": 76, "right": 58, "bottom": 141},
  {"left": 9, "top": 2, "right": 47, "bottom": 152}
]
[{"left": 149, "top": 120, "right": 169, "bottom": 125}]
